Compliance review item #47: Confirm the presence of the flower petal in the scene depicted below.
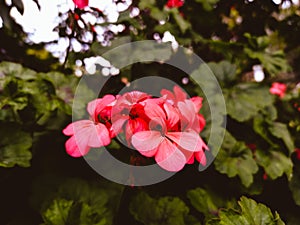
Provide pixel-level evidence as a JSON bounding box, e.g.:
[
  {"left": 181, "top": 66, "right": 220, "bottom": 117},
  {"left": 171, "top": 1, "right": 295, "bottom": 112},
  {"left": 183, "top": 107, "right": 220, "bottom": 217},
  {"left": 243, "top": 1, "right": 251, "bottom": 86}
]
[
  {"left": 111, "top": 115, "right": 128, "bottom": 134},
  {"left": 173, "top": 85, "right": 187, "bottom": 102},
  {"left": 195, "top": 151, "right": 207, "bottom": 166},
  {"left": 144, "top": 102, "right": 166, "bottom": 120},
  {"left": 63, "top": 123, "right": 75, "bottom": 136},
  {"left": 92, "top": 123, "right": 111, "bottom": 147},
  {"left": 131, "top": 131, "right": 163, "bottom": 153},
  {"left": 164, "top": 103, "right": 179, "bottom": 128},
  {"left": 65, "top": 135, "right": 90, "bottom": 157},
  {"left": 155, "top": 139, "right": 186, "bottom": 172},
  {"left": 63, "top": 120, "right": 92, "bottom": 136},
  {"left": 87, "top": 95, "right": 115, "bottom": 118},
  {"left": 191, "top": 96, "right": 203, "bottom": 112},
  {"left": 166, "top": 131, "right": 205, "bottom": 152},
  {"left": 160, "top": 89, "right": 175, "bottom": 104}
]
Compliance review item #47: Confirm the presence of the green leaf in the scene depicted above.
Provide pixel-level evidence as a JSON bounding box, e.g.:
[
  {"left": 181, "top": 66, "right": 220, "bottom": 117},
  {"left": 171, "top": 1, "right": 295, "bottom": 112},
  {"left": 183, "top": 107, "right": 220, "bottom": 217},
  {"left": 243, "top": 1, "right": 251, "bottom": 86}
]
[
  {"left": 195, "top": 0, "right": 220, "bottom": 11},
  {"left": 187, "top": 188, "right": 235, "bottom": 221},
  {"left": 170, "top": 8, "right": 190, "bottom": 33},
  {"left": 42, "top": 199, "right": 73, "bottom": 225},
  {"left": 207, "top": 197, "right": 285, "bottom": 225},
  {"left": 0, "top": 122, "right": 32, "bottom": 167},
  {"left": 36, "top": 178, "right": 121, "bottom": 225},
  {"left": 214, "top": 132, "right": 258, "bottom": 187},
  {"left": 255, "top": 149, "right": 293, "bottom": 180},
  {"left": 253, "top": 115, "right": 277, "bottom": 147},
  {"left": 238, "top": 197, "right": 285, "bottom": 225},
  {"left": 289, "top": 166, "right": 300, "bottom": 206},
  {"left": 207, "top": 61, "right": 237, "bottom": 85},
  {"left": 151, "top": 7, "right": 168, "bottom": 21},
  {"left": 130, "top": 192, "right": 193, "bottom": 225},
  {"left": 244, "top": 48, "right": 290, "bottom": 76},
  {"left": 0, "top": 61, "right": 36, "bottom": 80},
  {"left": 101, "top": 40, "right": 173, "bottom": 69},
  {"left": 187, "top": 188, "right": 220, "bottom": 217},
  {"left": 268, "top": 122, "right": 295, "bottom": 154},
  {"left": 225, "top": 84, "right": 274, "bottom": 122}
]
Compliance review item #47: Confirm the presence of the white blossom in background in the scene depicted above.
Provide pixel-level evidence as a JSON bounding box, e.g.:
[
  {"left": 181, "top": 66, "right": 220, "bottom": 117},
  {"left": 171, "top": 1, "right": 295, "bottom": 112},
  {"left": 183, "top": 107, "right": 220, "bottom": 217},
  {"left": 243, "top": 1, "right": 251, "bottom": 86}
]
[
  {"left": 153, "top": 33, "right": 161, "bottom": 41},
  {"left": 75, "top": 68, "right": 83, "bottom": 77},
  {"left": 75, "top": 59, "right": 83, "bottom": 67},
  {"left": 81, "top": 13, "right": 97, "bottom": 25},
  {"left": 252, "top": 65, "right": 265, "bottom": 82},
  {"left": 182, "top": 77, "right": 189, "bottom": 85},
  {"left": 162, "top": 31, "right": 179, "bottom": 51},
  {"left": 102, "top": 67, "right": 110, "bottom": 76},
  {"left": 71, "top": 38, "right": 83, "bottom": 52},
  {"left": 116, "top": 0, "right": 132, "bottom": 12},
  {"left": 110, "top": 66, "right": 120, "bottom": 76},
  {"left": 84, "top": 56, "right": 119, "bottom": 76},
  {"left": 130, "top": 7, "right": 140, "bottom": 18},
  {"left": 8, "top": 0, "right": 127, "bottom": 60},
  {"left": 0, "top": 17, "right": 3, "bottom": 29},
  {"left": 5, "top": 0, "right": 12, "bottom": 6}
]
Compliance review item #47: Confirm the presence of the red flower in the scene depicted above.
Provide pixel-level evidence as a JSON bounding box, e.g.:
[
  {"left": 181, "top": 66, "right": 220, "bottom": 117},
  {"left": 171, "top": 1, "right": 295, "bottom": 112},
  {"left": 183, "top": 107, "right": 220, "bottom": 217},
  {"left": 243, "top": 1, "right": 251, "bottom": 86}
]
[
  {"left": 111, "top": 91, "right": 150, "bottom": 143},
  {"left": 62, "top": 95, "right": 115, "bottom": 157},
  {"left": 72, "top": 0, "right": 89, "bottom": 9},
  {"left": 166, "top": 0, "right": 184, "bottom": 8},
  {"left": 270, "top": 82, "right": 287, "bottom": 98},
  {"left": 263, "top": 173, "right": 268, "bottom": 180},
  {"left": 295, "top": 148, "right": 300, "bottom": 160},
  {"left": 74, "top": 13, "right": 80, "bottom": 20},
  {"left": 246, "top": 143, "right": 256, "bottom": 152}
]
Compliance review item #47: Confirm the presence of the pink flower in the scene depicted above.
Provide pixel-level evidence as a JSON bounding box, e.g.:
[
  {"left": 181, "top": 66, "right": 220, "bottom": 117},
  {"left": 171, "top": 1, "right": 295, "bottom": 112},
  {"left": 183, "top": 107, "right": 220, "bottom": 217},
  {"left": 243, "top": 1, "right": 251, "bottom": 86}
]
[
  {"left": 166, "top": 0, "right": 184, "bottom": 8},
  {"left": 270, "top": 82, "right": 287, "bottom": 98},
  {"left": 72, "top": 0, "right": 89, "bottom": 9},
  {"left": 131, "top": 101, "right": 206, "bottom": 171},
  {"left": 111, "top": 91, "right": 150, "bottom": 143},
  {"left": 161, "top": 85, "right": 187, "bottom": 106},
  {"left": 62, "top": 95, "right": 115, "bottom": 157}
]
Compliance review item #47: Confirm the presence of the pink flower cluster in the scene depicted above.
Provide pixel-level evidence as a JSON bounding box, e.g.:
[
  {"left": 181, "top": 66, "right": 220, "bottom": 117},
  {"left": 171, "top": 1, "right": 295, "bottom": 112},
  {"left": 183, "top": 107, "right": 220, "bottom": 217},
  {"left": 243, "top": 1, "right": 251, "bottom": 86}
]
[
  {"left": 63, "top": 86, "right": 208, "bottom": 172},
  {"left": 270, "top": 82, "right": 287, "bottom": 98}
]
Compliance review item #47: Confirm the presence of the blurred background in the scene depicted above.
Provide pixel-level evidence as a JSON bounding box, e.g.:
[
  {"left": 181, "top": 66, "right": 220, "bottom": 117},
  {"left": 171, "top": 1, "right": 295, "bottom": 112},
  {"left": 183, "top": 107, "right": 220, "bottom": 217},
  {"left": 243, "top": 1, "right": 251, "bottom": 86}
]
[{"left": 0, "top": 0, "right": 300, "bottom": 224}]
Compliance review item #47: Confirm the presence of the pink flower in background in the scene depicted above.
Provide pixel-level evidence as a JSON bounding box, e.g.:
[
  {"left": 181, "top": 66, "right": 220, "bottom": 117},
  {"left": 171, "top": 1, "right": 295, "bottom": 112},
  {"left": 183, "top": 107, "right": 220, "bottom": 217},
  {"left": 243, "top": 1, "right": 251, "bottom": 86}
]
[
  {"left": 166, "top": 0, "right": 184, "bottom": 8},
  {"left": 72, "top": 0, "right": 89, "bottom": 9},
  {"left": 270, "top": 82, "right": 287, "bottom": 98},
  {"left": 62, "top": 95, "right": 115, "bottom": 157}
]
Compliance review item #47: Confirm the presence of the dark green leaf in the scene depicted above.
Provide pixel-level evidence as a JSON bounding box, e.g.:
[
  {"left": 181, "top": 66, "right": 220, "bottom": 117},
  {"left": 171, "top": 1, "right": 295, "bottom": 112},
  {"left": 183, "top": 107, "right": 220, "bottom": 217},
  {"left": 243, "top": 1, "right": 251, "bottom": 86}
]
[
  {"left": 214, "top": 132, "right": 258, "bottom": 187},
  {"left": 289, "top": 166, "right": 300, "bottom": 206},
  {"left": 130, "top": 192, "right": 192, "bottom": 225},
  {"left": 268, "top": 122, "right": 295, "bottom": 154},
  {"left": 42, "top": 199, "right": 73, "bottom": 225},
  {"left": 256, "top": 149, "right": 293, "bottom": 180},
  {"left": 187, "top": 188, "right": 235, "bottom": 221},
  {"left": 0, "top": 122, "right": 32, "bottom": 167},
  {"left": 207, "top": 197, "right": 285, "bottom": 225},
  {"left": 226, "top": 84, "right": 274, "bottom": 122}
]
